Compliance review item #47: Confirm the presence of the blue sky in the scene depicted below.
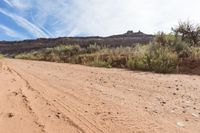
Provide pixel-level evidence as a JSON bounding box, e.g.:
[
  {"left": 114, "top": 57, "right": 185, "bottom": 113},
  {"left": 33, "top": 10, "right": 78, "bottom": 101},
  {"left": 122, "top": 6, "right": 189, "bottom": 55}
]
[{"left": 0, "top": 0, "right": 200, "bottom": 41}]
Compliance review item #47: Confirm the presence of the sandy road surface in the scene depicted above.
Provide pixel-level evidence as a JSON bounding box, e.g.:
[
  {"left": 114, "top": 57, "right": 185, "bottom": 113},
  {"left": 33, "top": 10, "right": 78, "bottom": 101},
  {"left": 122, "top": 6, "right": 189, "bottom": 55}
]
[{"left": 0, "top": 59, "right": 200, "bottom": 133}]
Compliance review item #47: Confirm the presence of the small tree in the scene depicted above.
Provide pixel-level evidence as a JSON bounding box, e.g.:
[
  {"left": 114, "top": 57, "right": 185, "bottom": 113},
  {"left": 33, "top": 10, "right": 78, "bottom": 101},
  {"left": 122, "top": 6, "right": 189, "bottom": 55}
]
[
  {"left": 172, "top": 21, "right": 200, "bottom": 46},
  {"left": 154, "top": 32, "right": 176, "bottom": 46}
]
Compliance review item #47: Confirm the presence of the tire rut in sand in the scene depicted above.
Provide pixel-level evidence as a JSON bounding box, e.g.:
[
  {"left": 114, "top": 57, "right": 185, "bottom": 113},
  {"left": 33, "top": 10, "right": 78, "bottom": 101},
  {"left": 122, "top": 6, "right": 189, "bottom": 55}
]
[
  {"left": 5, "top": 66, "right": 46, "bottom": 133},
  {"left": 6, "top": 65, "right": 86, "bottom": 133}
]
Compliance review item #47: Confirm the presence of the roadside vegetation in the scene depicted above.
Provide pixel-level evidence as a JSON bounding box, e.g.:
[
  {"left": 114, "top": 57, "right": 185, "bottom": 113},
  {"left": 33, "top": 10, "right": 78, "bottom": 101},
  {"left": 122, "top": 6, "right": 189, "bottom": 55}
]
[
  {"left": 14, "top": 21, "right": 200, "bottom": 74},
  {"left": 0, "top": 54, "right": 4, "bottom": 59}
]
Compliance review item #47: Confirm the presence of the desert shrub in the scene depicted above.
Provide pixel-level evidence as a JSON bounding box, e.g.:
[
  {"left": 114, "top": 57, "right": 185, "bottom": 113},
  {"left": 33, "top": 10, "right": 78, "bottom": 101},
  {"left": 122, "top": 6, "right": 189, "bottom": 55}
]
[
  {"left": 127, "top": 44, "right": 178, "bottom": 73},
  {"left": 0, "top": 54, "right": 4, "bottom": 59},
  {"left": 15, "top": 44, "right": 178, "bottom": 73},
  {"left": 173, "top": 39, "right": 191, "bottom": 58},
  {"left": 86, "top": 44, "right": 101, "bottom": 53},
  {"left": 149, "top": 45, "right": 178, "bottom": 73},
  {"left": 172, "top": 21, "right": 200, "bottom": 46},
  {"left": 15, "top": 45, "right": 83, "bottom": 62},
  {"left": 154, "top": 32, "right": 191, "bottom": 58},
  {"left": 154, "top": 32, "right": 176, "bottom": 46},
  {"left": 127, "top": 45, "right": 150, "bottom": 70},
  {"left": 189, "top": 47, "right": 200, "bottom": 61},
  {"left": 88, "top": 58, "right": 111, "bottom": 68},
  {"left": 15, "top": 51, "right": 43, "bottom": 60}
]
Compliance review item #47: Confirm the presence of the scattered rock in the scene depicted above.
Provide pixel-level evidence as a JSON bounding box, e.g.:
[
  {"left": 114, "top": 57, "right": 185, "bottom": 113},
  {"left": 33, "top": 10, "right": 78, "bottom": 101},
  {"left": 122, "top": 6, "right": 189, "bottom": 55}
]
[
  {"left": 55, "top": 114, "right": 60, "bottom": 119},
  {"left": 8, "top": 113, "right": 14, "bottom": 118},
  {"left": 94, "top": 112, "right": 101, "bottom": 115},
  {"left": 12, "top": 92, "right": 18, "bottom": 96},
  {"left": 191, "top": 113, "right": 199, "bottom": 118},
  {"left": 173, "top": 93, "right": 176, "bottom": 95},
  {"left": 46, "top": 102, "right": 51, "bottom": 106},
  {"left": 185, "top": 101, "right": 190, "bottom": 104},
  {"left": 185, "top": 119, "right": 189, "bottom": 122},
  {"left": 161, "top": 101, "right": 166, "bottom": 104},
  {"left": 182, "top": 110, "right": 186, "bottom": 113},
  {"left": 176, "top": 121, "right": 185, "bottom": 127},
  {"left": 153, "top": 110, "right": 158, "bottom": 114}
]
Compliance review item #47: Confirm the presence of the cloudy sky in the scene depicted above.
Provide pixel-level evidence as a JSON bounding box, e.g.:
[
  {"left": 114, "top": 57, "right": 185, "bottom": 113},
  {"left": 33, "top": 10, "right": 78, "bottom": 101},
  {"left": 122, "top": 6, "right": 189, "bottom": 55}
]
[{"left": 0, "top": 0, "right": 200, "bottom": 41}]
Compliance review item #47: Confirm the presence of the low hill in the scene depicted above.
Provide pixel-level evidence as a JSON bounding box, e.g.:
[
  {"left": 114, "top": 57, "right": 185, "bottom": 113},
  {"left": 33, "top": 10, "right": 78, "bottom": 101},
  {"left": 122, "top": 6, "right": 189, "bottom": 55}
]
[{"left": 0, "top": 31, "right": 154, "bottom": 54}]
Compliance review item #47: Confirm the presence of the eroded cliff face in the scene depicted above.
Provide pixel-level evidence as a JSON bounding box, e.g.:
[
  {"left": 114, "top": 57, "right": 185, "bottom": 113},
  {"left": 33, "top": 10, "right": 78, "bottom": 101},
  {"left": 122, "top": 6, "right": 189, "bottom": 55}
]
[{"left": 0, "top": 31, "right": 154, "bottom": 54}]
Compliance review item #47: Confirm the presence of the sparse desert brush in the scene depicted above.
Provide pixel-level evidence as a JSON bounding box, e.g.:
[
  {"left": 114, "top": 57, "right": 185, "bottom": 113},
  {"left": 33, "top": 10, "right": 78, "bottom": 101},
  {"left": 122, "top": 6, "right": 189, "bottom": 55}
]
[
  {"left": 127, "top": 44, "right": 178, "bottom": 73},
  {"left": 127, "top": 44, "right": 149, "bottom": 71},
  {"left": 154, "top": 32, "right": 177, "bottom": 46},
  {"left": 14, "top": 44, "right": 178, "bottom": 73},
  {"left": 88, "top": 58, "right": 112, "bottom": 68},
  {"left": 86, "top": 44, "right": 101, "bottom": 53},
  {"left": 172, "top": 21, "right": 200, "bottom": 46},
  {"left": 0, "top": 54, "right": 4, "bottom": 59},
  {"left": 15, "top": 50, "right": 44, "bottom": 60},
  {"left": 11, "top": 21, "right": 200, "bottom": 74},
  {"left": 149, "top": 45, "right": 178, "bottom": 73},
  {"left": 189, "top": 47, "right": 200, "bottom": 61},
  {"left": 15, "top": 45, "right": 83, "bottom": 62}
]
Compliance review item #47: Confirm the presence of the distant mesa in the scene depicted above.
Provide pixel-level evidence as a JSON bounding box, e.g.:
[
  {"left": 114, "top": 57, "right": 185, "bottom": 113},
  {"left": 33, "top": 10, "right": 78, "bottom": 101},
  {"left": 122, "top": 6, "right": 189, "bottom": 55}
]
[
  {"left": 124, "top": 30, "right": 145, "bottom": 36},
  {"left": 108, "top": 30, "right": 147, "bottom": 38}
]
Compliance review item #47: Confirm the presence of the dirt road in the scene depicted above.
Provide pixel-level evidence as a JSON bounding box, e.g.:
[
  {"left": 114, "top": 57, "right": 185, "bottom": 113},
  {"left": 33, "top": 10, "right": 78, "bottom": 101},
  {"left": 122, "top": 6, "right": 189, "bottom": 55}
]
[{"left": 0, "top": 59, "right": 200, "bottom": 133}]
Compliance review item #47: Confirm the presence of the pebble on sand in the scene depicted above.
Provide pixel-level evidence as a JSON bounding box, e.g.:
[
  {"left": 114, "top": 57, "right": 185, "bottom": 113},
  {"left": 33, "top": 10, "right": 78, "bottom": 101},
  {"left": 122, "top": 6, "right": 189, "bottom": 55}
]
[{"left": 176, "top": 121, "right": 185, "bottom": 127}]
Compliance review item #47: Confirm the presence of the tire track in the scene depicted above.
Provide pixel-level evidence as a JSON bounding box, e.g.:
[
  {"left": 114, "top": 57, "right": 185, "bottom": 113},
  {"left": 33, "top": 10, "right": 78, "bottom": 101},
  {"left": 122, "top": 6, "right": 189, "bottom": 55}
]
[
  {"left": 7, "top": 65, "right": 86, "bottom": 133},
  {"left": 5, "top": 66, "right": 46, "bottom": 133},
  {"left": 17, "top": 70, "right": 106, "bottom": 133},
  {"left": 11, "top": 67, "right": 106, "bottom": 133}
]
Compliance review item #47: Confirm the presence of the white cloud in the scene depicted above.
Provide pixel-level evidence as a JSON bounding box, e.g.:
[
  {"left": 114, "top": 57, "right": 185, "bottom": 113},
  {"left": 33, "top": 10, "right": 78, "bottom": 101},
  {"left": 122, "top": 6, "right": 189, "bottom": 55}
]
[
  {"left": 2, "top": 0, "right": 200, "bottom": 38},
  {"left": 0, "top": 24, "right": 26, "bottom": 39},
  {"left": 3, "top": 0, "right": 13, "bottom": 7},
  {"left": 0, "top": 8, "right": 52, "bottom": 38},
  {"left": 3, "top": 0, "right": 32, "bottom": 10}
]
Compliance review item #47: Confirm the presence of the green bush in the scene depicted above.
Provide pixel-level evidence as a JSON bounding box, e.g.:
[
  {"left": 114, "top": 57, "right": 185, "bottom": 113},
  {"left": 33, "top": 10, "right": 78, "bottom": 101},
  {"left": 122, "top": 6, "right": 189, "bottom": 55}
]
[
  {"left": 88, "top": 59, "right": 111, "bottom": 68},
  {"left": 86, "top": 44, "right": 101, "bottom": 53},
  {"left": 173, "top": 39, "right": 191, "bottom": 58},
  {"left": 189, "top": 47, "right": 200, "bottom": 61},
  {"left": 15, "top": 44, "right": 178, "bottom": 73},
  {"left": 154, "top": 32, "right": 176, "bottom": 46},
  {"left": 127, "top": 44, "right": 178, "bottom": 73},
  {"left": 12, "top": 21, "right": 200, "bottom": 74},
  {"left": 172, "top": 21, "right": 200, "bottom": 46},
  {"left": 15, "top": 45, "right": 82, "bottom": 62},
  {"left": 0, "top": 54, "right": 4, "bottom": 59},
  {"left": 149, "top": 45, "right": 178, "bottom": 73}
]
